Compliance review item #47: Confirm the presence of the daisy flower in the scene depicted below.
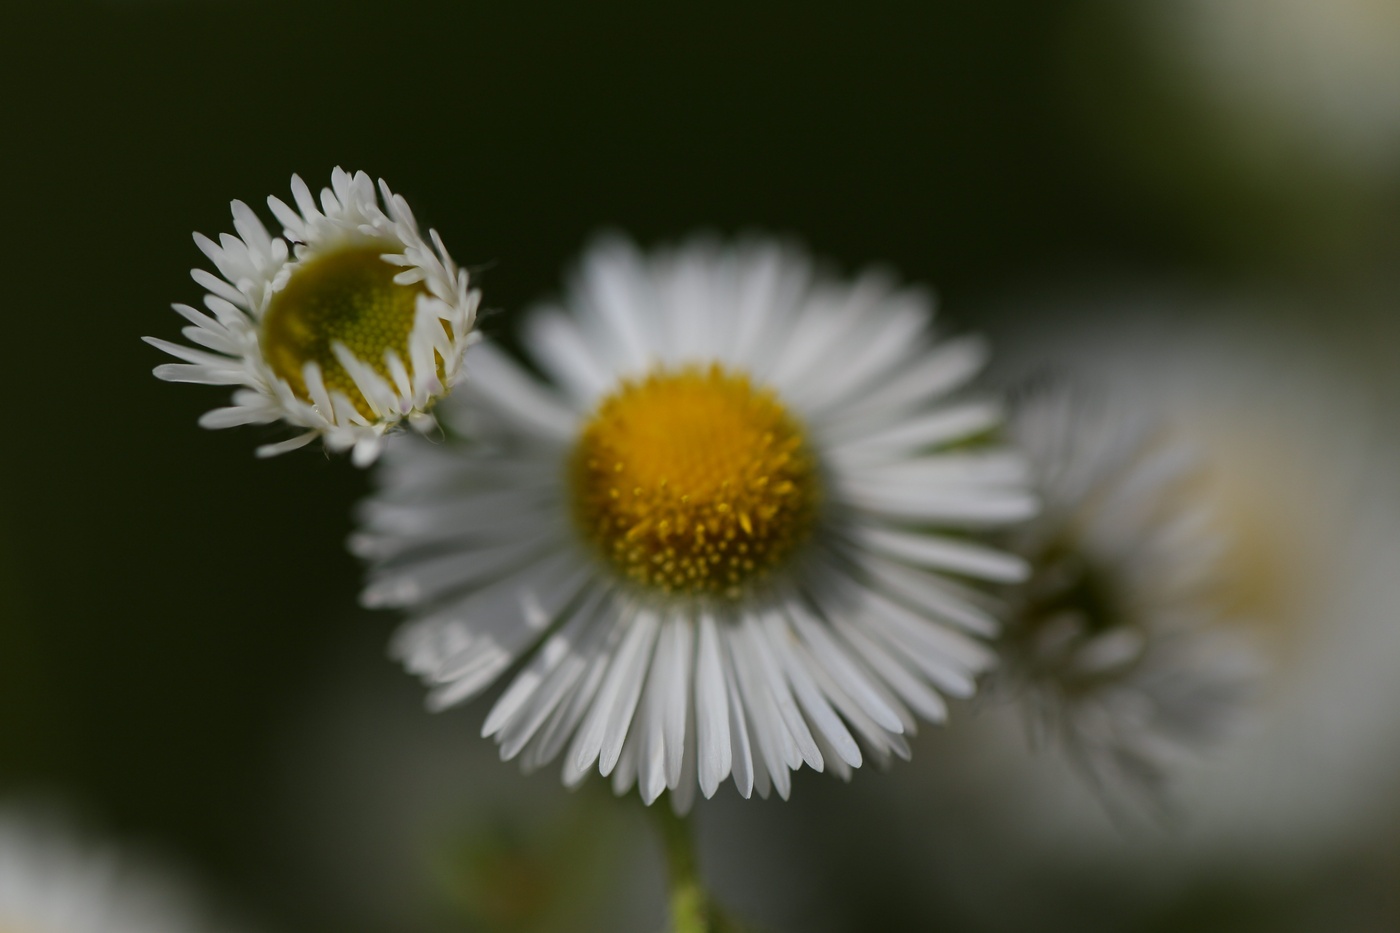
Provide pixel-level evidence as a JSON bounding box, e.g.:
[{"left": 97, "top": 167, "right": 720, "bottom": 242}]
[
  {"left": 354, "top": 235, "right": 1036, "bottom": 809},
  {"left": 0, "top": 809, "right": 230, "bottom": 933},
  {"left": 994, "top": 385, "right": 1255, "bottom": 810},
  {"left": 982, "top": 305, "right": 1400, "bottom": 854},
  {"left": 1147, "top": 0, "right": 1400, "bottom": 180},
  {"left": 145, "top": 168, "right": 479, "bottom": 465}
]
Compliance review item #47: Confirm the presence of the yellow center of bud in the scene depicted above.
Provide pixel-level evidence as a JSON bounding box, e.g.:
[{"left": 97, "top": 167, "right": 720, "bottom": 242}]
[
  {"left": 569, "top": 364, "right": 820, "bottom": 599},
  {"left": 261, "top": 246, "right": 426, "bottom": 417}
]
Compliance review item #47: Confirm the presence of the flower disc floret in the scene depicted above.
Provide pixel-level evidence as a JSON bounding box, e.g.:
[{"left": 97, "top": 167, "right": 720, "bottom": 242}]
[{"left": 570, "top": 364, "right": 819, "bottom": 598}]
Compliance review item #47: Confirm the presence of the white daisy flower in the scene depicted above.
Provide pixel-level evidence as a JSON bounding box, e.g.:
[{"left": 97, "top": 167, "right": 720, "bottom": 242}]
[
  {"left": 0, "top": 809, "right": 231, "bottom": 933},
  {"left": 1148, "top": 0, "right": 1400, "bottom": 181},
  {"left": 995, "top": 386, "right": 1256, "bottom": 810},
  {"left": 145, "top": 168, "right": 479, "bottom": 465},
  {"left": 354, "top": 235, "right": 1036, "bottom": 809},
  {"left": 981, "top": 305, "right": 1400, "bottom": 855}
]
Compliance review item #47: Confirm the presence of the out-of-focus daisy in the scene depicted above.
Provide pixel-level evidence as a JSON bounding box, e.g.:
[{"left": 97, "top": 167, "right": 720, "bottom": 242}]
[
  {"left": 994, "top": 386, "right": 1255, "bottom": 811},
  {"left": 146, "top": 168, "right": 479, "bottom": 465},
  {"left": 1149, "top": 0, "right": 1400, "bottom": 181},
  {"left": 0, "top": 809, "right": 228, "bottom": 933},
  {"left": 354, "top": 235, "right": 1035, "bottom": 808},
  {"left": 985, "top": 305, "right": 1400, "bottom": 854}
]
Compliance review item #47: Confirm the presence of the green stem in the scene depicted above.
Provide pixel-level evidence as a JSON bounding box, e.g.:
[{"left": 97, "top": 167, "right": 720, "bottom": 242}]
[{"left": 651, "top": 804, "right": 712, "bottom": 933}]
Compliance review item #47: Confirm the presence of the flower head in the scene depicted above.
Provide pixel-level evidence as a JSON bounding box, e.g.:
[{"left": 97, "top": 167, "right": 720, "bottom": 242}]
[
  {"left": 994, "top": 385, "right": 1256, "bottom": 810},
  {"left": 146, "top": 168, "right": 479, "bottom": 465},
  {"left": 354, "top": 235, "right": 1035, "bottom": 808},
  {"left": 988, "top": 309, "right": 1400, "bottom": 848}
]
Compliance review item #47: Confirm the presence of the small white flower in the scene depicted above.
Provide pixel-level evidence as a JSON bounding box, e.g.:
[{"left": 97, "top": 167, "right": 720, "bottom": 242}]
[
  {"left": 354, "top": 235, "right": 1036, "bottom": 809},
  {"left": 146, "top": 168, "right": 479, "bottom": 465},
  {"left": 995, "top": 386, "right": 1256, "bottom": 810},
  {"left": 986, "top": 307, "right": 1400, "bottom": 853},
  {"left": 1150, "top": 0, "right": 1400, "bottom": 180},
  {"left": 0, "top": 810, "right": 231, "bottom": 933}
]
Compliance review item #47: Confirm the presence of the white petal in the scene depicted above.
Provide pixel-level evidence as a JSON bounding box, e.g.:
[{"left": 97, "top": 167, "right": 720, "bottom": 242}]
[
  {"left": 152, "top": 363, "right": 246, "bottom": 386},
  {"left": 760, "top": 612, "right": 862, "bottom": 768},
  {"left": 661, "top": 616, "right": 694, "bottom": 789},
  {"left": 566, "top": 606, "right": 654, "bottom": 779},
  {"left": 831, "top": 616, "right": 949, "bottom": 724},
  {"left": 254, "top": 432, "right": 318, "bottom": 457},
  {"left": 198, "top": 405, "right": 279, "bottom": 429},
  {"left": 694, "top": 612, "right": 733, "bottom": 798},
  {"left": 821, "top": 335, "right": 989, "bottom": 429},
  {"left": 786, "top": 601, "right": 908, "bottom": 734},
  {"left": 855, "top": 525, "right": 1029, "bottom": 583},
  {"left": 532, "top": 612, "right": 627, "bottom": 774},
  {"left": 828, "top": 400, "right": 1003, "bottom": 459},
  {"left": 635, "top": 619, "right": 678, "bottom": 804},
  {"left": 526, "top": 308, "right": 614, "bottom": 404},
  {"left": 579, "top": 237, "right": 658, "bottom": 373},
  {"left": 726, "top": 622, "right": 796, "bottom": 799},
  {"left": 598, "top": 609, "right": 661, "bottom": 776},
  {"left": 722, "top": 637, "right": 755, "bottom": 799},
  {"left": 484, "top": 583, "right": 610, "bottom": 743},
  {"left": 460, "top": 342, "right": 577, "bottom": 441},
  {"left": 743, "top": 615, "right": 823, "bottom": 771}
]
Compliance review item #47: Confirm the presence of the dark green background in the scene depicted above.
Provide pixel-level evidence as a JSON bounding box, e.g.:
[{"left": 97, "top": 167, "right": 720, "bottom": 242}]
[{"left": 2, "top": 2, "right": 1397, "bottom": 931}]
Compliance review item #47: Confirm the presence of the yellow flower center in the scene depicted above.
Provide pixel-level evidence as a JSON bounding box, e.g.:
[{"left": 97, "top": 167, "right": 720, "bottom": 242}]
[
  {"left": 261, "top": 246, "right": 427, "bottom": 417},
  {"left": 569, "top": 364, "right": 820, "bottom": 599}
]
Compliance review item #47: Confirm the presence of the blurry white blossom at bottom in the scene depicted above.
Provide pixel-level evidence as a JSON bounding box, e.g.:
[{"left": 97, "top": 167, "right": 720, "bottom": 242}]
[{"left": 0, "top": 807, "right": 235, "bottom": 933}]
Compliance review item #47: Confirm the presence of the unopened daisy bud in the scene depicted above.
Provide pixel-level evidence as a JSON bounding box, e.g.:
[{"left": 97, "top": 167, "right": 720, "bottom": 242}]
[
  {"left": 145, "top": 168, "right": 480, "bottom": 465},
  {"left": 995, "top": 387, "right": 1256, "bottom": 810},
  {"left": 0, "top": 807, "right": 236, "bottom": 933}
]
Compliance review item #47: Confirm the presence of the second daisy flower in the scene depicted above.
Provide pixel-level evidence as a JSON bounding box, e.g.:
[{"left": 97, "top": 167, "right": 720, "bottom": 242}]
[{"left": 147, "top": 168, "right": 479, "bottom": 464}]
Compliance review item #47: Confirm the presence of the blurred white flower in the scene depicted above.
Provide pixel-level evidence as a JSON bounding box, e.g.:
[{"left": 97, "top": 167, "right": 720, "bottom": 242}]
[
  {"left": 989, "top": 306, "right": 1400, "bottom": 854},
  {"left": 994, "top": 385, "right": 1256, "bottom": 811},
  {"left": 354, "top": 235, "right": 1034, "bottom": 809},
  {"left": 1148, "top": 0, "right": 1400, "bottom": 180},
  {"left": 146, "top": 168, "right": 479, "bottom": 465},
  {"left": 0, "top": 809, "right": 231, "bottom": 933}
]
